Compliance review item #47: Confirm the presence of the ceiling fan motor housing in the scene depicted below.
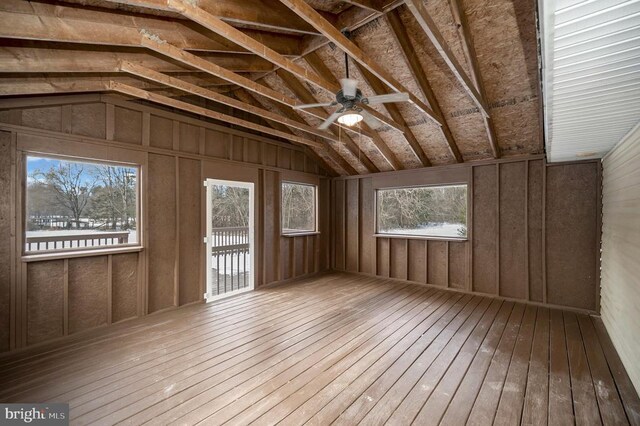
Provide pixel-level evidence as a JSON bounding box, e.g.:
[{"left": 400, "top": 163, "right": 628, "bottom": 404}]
[{"left": 336, "top": 88, "right": 365, "bottom": 111}]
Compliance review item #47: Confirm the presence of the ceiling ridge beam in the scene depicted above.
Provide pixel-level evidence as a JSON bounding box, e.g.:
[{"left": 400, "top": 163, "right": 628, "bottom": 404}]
[
  {"left": 351, "top": 59, "right": 432, "bottom": 167},
  {"left": 448, "top": 0, "right": 500, "bottom": 158},
  {"left": 275, "top": 69, "right": 381, "bottom": 173},
  {"left": 404, "top": 0, "right": 489, "bottom": 119},
  {"left": 386, "top": 9, "right": 463, "bottom": 163},
  {"left": 108, "top": 81, "right": 324, "bottom": 149},
  {"left": 277, "top": 0, "right": 442, "bottom": 127},
  {"left": 119, "top": 60, "right": 344, "bottom": 144}
]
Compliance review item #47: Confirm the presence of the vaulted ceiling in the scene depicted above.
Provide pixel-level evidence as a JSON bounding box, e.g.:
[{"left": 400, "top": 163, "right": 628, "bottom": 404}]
[{"left": 0, "top": 0, "right": 542, "bottom": 175}]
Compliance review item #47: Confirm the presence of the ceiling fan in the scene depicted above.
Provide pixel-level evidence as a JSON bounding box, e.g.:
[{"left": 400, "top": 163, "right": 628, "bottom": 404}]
[{"left": 293, "top": 52, "right": 410, "bottom": 130}]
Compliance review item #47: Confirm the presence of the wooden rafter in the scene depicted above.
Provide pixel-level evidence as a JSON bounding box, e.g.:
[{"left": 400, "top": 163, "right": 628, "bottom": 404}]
[
  {"left": 234, "top": 90, "right": 343, "bottom": 176},
  {"left": 119, "top": 60, "right": 344, "bottom": 144},
  {"left": 278, "top": 0, "right": 442, "bottom": 126},
  {"left": 109, "top": 81, "right": 325, "bottom": 149},
  {"left": 92, "top": 0, "right": 325, "bottom": 35},
  {"left": 386, "top": 9, "right": 463, "bottom": 163},
  {"left": 351, "top": 61, "right": 432, "bottom": 167},
  {"left": 404, "top": 0, "right": 489, "bottom": 118},
  {"left": 92, "top": 0, "right": 404, "bottom": 133},
  {"left": 275, "top": 69, "right": 381, "bottom": 173},
  {"left": 236, "top": 89, "right": 359, "bottom": 175},
  {"left": 0, "top": 45, "right": 274, "bottom": 74},
  {"left": 301, "top": 54, "right": 405, "bottom": 171},
  {"left": 0, "top": 1, "right": 300, "bottom": 56},
  {"left": 448, "top": 0, "right": 500, "bottom": 158}
]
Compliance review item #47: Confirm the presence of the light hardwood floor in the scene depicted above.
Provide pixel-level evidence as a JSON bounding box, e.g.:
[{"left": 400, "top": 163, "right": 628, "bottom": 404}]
[{"left": 0, "top": 273, "right": 638, "bottom": 425}]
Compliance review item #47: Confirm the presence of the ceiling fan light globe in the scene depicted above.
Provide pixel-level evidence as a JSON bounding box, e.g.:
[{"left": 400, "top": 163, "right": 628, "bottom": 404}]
[{"left": 337, "top": 112, "right": 364, "bottom": 126}]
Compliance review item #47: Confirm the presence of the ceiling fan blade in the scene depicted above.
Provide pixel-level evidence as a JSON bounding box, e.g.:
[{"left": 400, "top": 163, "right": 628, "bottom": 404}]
[
  {"left": 364, "top": 92, "right": 410, "bottom": 105},
  {"left": 360, "top": 109, "right": 381, "bottom": 129},
  {"left": 318, "top": 110, "right": 343, "bottom": 130},
  {"left": 340, "top": 78, "right": 359, "bottom": 98},
  {"left": 293, "top": 101, "right": 336, "bottom": 110}
]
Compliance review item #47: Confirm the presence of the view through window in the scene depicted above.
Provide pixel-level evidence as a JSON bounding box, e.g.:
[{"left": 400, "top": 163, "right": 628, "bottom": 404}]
[
  {"left": 25, "top": 155, "right": 139, "bottom": 253},
  {"left": 281, "top": 182, "right": 317, "bottom": 234},
  {"left": 376, "top": 184, "right": 468, "bottom": 238}
]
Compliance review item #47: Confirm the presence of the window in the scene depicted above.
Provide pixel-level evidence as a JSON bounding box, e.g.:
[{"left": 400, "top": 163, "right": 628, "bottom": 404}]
[
  {"left": 281, "top": 182, "right": 317, "bottom": 235},
  {"left": 25, "top": 155, "right": 140, "bottom": 254},
  {"left": 376, "top": 184, "right": 468, "bottom": 239}
]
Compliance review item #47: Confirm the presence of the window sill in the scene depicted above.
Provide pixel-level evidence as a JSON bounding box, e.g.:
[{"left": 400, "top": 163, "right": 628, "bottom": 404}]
[
  {"left": 22, "top": 245, "right": 143, "bottom": 262},
  {"left": 281, "top": 232, "right": 321, "bottom": 238},
  {"left": 373, "top": 234, "right": 468, "bottom": 242}
]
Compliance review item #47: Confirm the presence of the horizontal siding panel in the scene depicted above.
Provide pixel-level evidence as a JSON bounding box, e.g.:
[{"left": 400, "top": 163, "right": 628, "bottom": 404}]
[{"left": 601, "top": 124, "right": 640, "bottom": 396}]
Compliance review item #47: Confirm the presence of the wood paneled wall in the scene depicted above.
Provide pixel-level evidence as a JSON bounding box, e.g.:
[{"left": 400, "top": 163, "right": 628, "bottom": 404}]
[
  {"left": 0, "top": 94, "right": 330, "bottom": 353},
  {"left": 331, "top": 156, "right": 602, "bottom": 312}
]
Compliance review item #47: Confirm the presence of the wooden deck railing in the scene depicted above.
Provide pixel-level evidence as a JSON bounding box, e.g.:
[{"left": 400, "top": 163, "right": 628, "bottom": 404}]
[
  {"left": 210, "top": 226, "right": 250, "bottom": 295},
  {"left": 25, "top": 231, "right": 130, "bottom": 252}
]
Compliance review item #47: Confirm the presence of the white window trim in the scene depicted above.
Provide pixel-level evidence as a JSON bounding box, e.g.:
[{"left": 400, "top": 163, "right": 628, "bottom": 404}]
[
  {"left": 373, "top": 182, "right": 469, "bottom": 241},
  {"left": 22, "top": 153, "right": 143, "bottom": 257},
  {"left": 281, "top": 180, "right": 319, "bottom": 236}
]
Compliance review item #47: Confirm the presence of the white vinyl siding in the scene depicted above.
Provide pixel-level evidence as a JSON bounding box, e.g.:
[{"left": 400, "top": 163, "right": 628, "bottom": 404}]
[{"left": 601, "top": 123, "right": 640, "bottom": 396}]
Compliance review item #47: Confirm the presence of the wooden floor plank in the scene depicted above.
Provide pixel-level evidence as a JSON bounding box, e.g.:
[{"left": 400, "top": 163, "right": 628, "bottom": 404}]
[
  {"left": 548, "top": 308, "right": 575, "bottom": 426},
  {"left": 578, "top": 314, "right": 628, "bottom": 425},
  {"left": 466, "top": 303, "right": 526, "bottom": 425},
  {"left": 73, "top": 280, "right": 419, "bottom": 424},
  {"left": 564, "top": 311, "right": 602, "bottom": 425},
  {"left": 384, "top": 297, "right": 496, "bottom": 424},
  {"left": 521, "top": 307, "right": 550, "bottom": 426},
  {"left": 411, "top": 301, "right": 514, "bottom": 426},
  {"left": 0, "top": 273, "right": 636, "bottom": 426},
  {"left": 81, "top": 283, "right": 427, "bottom": 424},
  {"left": 493, "top": 305, "right": 538, "bottom": 425},
  {"left": 439, "top": 301, "right": 519, "bottom": 425},
  {"left": 277, "top": 293, "right": 474, "bottom": 426},
  {"left": 592, "top": 317, "right": 640, "bottom": 425}
]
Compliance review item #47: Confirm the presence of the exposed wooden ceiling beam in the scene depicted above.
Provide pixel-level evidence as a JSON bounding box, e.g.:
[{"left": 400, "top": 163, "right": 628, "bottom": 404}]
[
  {"left": 351, "top": 60, "right": 432, "bottom": 167},
  {"left": 136, "top": 33, "right": 367, "bottom": 137},
  {"left": 386, "top": 9, "right": 463, "bottom": 163},
  {"left": 278, "top": 0, "right": 442, "bottom": 126},
  {"left": 275, "top": 69, "right": 379, "bottom": 173},
  {"left": 0, "top": 1, "right": 301, "bottom": 56},
  {"left": 119, "top": 60, "right": 345, "bottom": 144},
  {"left": 0, "top": 45, "right": 274, "bottom": 74},
  {"left": 109, "top": 81, "right": 325, "bottom": 149},
  {"left": 234, "top": 90, "right": 343, "bottom": 176},
  {"left": 236, "top": 89, "right": 359, "bottom": 175},
  {"left": 0, "top": 75, "right": 168, "bottom": 96},
  {"left": 301, "top": 55, "right": 405, "bottom": 170},
  {"left": 101, "top": 0, "right": 404, "bottom": 133},
  {"left": 448, "top": 0, "right": 500, "bottom": 158},
  {"left": 403, "top": 0, "right": 489, "bottom": 118},
  {"left": 89, "top": 0, "right": 326, "bottom": 35}
]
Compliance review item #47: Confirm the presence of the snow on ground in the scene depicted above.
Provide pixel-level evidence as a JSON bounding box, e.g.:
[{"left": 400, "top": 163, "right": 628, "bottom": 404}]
[
  {"left": 383, "top": 222, "right": 466, "bottom": 238},
  {"left": 26, "top": 229, "right": 138, "bottom": 250}
]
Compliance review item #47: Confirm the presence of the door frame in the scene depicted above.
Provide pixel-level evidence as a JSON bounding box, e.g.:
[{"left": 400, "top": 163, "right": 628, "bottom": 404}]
[{"left": 205, "top": 178, "right": 255, "bottom": 302}]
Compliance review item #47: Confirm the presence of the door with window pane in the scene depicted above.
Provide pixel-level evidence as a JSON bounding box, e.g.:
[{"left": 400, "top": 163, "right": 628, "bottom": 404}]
[{"left": 205, "top": 179, "right": 254, "bottom": 301}]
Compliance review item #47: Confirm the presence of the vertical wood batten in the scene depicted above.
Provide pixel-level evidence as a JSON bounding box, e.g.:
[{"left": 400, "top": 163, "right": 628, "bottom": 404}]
[
  {"left": 107, "top": 255, "right": 112, "bottom": 325},
  {"left": 63, "top": 259, "right": 68, "bottom": 336}
]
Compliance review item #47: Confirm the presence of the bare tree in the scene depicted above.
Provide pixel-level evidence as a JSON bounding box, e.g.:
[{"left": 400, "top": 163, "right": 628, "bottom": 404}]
[{"left": 31, "top": 163, "right": 97, "bottom": 224}]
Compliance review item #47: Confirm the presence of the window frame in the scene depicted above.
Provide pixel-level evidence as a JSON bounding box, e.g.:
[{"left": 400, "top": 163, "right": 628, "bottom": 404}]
[
  {"left": 373, "top": 182, "right": 469, "bottom": 241},
  {"left": 280, "top": 180, "right": 319, "bottom": 237},
  {"left": 22, "top": 152, "right": 143, "bottom": 258}
]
